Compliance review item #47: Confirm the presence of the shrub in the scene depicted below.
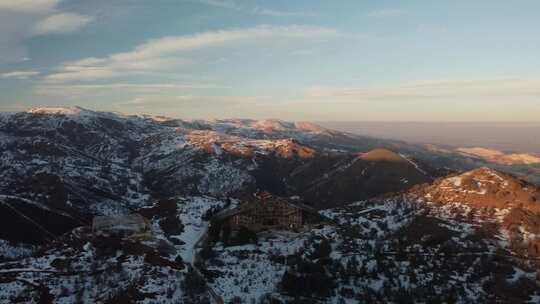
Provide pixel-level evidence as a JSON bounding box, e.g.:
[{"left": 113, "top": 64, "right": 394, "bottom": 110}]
[{"left": 230, "top": 226, "right": 257, "bottom": 246}]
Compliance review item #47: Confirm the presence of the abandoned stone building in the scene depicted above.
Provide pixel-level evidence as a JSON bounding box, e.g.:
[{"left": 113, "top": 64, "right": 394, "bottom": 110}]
[
  {"left": 92, "top": 213, "right": 150, "bottom": 237},
  {"left": 212, "top": 192, "right": 321, "bottom": 233}
]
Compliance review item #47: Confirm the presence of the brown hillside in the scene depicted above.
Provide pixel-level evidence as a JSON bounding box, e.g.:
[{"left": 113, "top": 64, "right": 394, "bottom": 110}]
[
  {"left": 359, "top": 148, "right": 407, "bottom": 162},
  {"left": 419, "top": 167, "right": 540, "bottom": 212},
  {"left": 291, "top": 149, "right": 432, "bottom": 208}
]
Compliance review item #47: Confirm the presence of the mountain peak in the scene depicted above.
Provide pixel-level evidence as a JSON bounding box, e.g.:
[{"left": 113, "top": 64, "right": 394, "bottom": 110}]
[
  {"left": 438, "top": 167, "right": 513, "bottom": 191},
  {"left": 26, "top": 106, "right": 91, "bottom": 116},
  {"left": 423, "top": 166, "right": 540, "bottom": 211},
  {"left": 252, "top": 118, "right": 293, "bottom": 131},
  {"left": 293, "top": 121, "right": 328, "bottom": 133},
  {"left": 359, "top": 148, "right": 406, "bottom": 162}
]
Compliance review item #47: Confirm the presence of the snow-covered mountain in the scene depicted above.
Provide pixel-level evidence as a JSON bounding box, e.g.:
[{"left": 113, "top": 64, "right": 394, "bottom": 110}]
[
  {"left": 0, "top": 107, "right": 437, "bottom": 237},
  {"left": 1, "top": 107, "right": 540, "bottom": 303}
]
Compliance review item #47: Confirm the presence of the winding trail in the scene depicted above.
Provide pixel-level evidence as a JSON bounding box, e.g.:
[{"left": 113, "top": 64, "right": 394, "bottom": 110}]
[{"left": 190, "top": 225, "right": 224, "bottom": 304}]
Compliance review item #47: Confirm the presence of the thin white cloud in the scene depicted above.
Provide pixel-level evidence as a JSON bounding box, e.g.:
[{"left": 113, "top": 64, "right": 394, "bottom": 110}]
[
  {"left": 367, "top": 9, "right": 406, "bottom": 18},
  {"left": 0, "top": 70, "right": 40, "bottom": 79},
  {"left": 110, "top": 94, "right": 273, "bottom": 118},
  {"left": 252, "top": 7, "right": 311, "bottom": 17},
  {"left": 194, "top": 0, "right": 314, "bottom": 17},
  {"left": 0, "top": 0, "right": 60, "bottom": 13},
  {"left": 116, "top": 94, "right": 257, "bottom": 107},
  {"left": 111, "top": 25, "right": 336, "bottom": 61},
  {"left": 32, "top": 13, "right": 93, "bottom": 35},
  {"left": 45, "top": 25, "right": 339, "bottom": 82},
  {"left": 0, "top": 0, "right": 92, "bottom": 63},
  {"left": 195, "top": 0, "right": 242, "bottom": 11},
  {"left": 35, "top": 82, "right": 231, "bottom": 96},
  {"left": 45, "top": 68, "right": 117, "bottom": 82},
  {"left": 305, "top": 78, "right": 540, "bottom": 101}
]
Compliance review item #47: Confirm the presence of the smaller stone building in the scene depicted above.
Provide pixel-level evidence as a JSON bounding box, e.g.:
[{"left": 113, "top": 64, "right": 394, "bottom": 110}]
[
  {"left": 213, "top": 192, "right": 321, "bottom": 233},
  {"left": 92, "top": 213, "right": 150, "bottom": 237}
]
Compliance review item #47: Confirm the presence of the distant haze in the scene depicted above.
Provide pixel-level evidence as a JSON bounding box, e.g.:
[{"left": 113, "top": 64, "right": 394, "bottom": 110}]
[{"left": 320, "top": 122, "right": 540, "bottom": 155}]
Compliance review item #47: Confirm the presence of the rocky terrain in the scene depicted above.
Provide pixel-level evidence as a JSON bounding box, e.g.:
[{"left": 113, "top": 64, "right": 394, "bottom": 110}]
[{"left": 0, "top": 107, "right": 539, "bottom": 303}]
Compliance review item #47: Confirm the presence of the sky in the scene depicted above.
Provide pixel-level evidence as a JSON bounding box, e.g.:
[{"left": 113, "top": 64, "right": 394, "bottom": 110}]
[{"left": 0, "top": 0, "right": 540, "bottom": 121}]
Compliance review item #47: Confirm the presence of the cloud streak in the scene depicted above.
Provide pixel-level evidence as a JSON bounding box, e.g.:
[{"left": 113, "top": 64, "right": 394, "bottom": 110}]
[
  {"left": 0, "top": 0, "right": 93, "bottom": 63},
  {"left": 109, "top": 94, "right": 276, "bottom": 120},
  {"left": 367, "top": 9, "right": 406, "bottom": 18},
  {"left": 35, "top": 82, "right": 230, "bottom": 96},
  {"left": 0, "top": 70, "right": 40, "bottom": 79},
  {"left": 193, "top": 0, "right": 315, "bottom": 17},
  {"left": 44, "top": 25, "right": 339, "bottom": 82},
  {"left": 305, "top": 79, "right": 540, "bottom": 102},
  {"left": 0, "top": 0, "right": 60, "bottom": 13},
  {"left": 32, "top": 13, "right": 93, "bottom": 35}
]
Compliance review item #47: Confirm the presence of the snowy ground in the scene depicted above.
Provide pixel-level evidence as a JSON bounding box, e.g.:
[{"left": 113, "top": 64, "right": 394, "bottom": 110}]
[
  {"left": 176, "top": 196, "right": 230, "bottom": 263},
  {"left": 206, "top": 229, "right": 328, "bottom": 302}
]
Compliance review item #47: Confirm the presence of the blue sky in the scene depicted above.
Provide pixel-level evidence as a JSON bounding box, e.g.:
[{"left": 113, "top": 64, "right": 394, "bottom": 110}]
[{"left": 1, "top": 0, "right": 539, "bottom": 121}]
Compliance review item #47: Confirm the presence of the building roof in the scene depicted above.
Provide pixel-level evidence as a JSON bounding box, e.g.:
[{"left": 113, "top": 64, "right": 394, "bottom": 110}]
[
  {"left": 212, "top": 193, "right": 317, "bottom": 221},
  {"left": 92, "top": 213, "right": 149, "bottom": 232}
]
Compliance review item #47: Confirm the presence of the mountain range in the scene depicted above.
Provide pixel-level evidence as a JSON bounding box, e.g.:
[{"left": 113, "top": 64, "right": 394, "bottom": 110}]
[{"left": 0, "top": 107, "right": 539, "bottom": 303}]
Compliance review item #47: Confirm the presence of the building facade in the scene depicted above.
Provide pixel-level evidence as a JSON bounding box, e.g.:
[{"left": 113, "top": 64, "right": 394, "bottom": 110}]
[
  {"left": 92, "top": 213, "right": 150, "bottom": 237},
  {"left": 213, "top": 192, "right": 320, "bottom": 233}
]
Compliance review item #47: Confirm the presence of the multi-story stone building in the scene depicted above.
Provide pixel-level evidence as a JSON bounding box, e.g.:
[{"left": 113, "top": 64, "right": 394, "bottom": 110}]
[{"left": 213, "top": 192, "right": 320, "bottom": 233}]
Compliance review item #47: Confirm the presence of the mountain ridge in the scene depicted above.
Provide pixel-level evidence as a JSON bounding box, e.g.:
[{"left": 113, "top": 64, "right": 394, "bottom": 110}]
[{"left": 1, "top": 106, "right": 540, "bottom": 303}]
